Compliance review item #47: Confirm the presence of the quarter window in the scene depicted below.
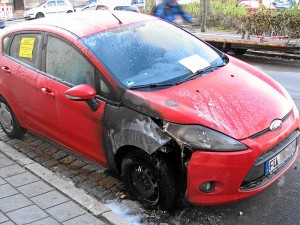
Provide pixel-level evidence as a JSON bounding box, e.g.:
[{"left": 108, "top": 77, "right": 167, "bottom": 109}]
[{"left": 46, "top": 35, "right": 95, "bottom": 86}]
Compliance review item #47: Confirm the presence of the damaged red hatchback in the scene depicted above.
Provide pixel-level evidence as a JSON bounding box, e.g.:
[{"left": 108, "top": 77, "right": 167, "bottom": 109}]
[{"left": 0, "top": 11, "right": 299, "bottom": 210}]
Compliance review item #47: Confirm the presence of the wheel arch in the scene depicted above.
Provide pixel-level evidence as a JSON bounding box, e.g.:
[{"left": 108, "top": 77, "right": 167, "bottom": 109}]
[{"left": 0, "top": 94, "right": 26, "bottom": 129}]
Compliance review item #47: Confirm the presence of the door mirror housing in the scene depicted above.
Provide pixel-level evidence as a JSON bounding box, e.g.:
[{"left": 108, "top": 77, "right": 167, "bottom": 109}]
[
  {"left": 65, "top": 84, "right": 96, "bottom": 100},
  {"left": 65, "top": 84, "right": 99, "bottom": 111}
]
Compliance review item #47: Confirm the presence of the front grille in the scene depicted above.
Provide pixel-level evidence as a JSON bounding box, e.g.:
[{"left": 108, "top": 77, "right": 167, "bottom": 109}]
[
  {"left": 240, "top": 130, "right": 299, "bottom": 190},
  {"left": 249, "top": 110, "right": 292, "bottom": 139}
]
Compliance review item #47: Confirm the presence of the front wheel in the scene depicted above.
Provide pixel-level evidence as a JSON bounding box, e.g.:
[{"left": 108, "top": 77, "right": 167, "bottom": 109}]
[
  {"left": 121, "top": 150, "right": 182, "bottom": 210},
  {"left": 0, "top": 97, "right": 26, "bottom": 138}
]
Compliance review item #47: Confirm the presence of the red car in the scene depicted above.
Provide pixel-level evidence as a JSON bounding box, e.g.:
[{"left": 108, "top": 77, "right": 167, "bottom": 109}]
[{"left": 0, "top": 11, "right": 299, "bottom": 210}]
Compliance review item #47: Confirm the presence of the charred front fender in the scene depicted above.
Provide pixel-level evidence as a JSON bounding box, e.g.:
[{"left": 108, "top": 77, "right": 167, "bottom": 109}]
[{"left": 104, "top": 104, "right": 171, "bottom": 160}]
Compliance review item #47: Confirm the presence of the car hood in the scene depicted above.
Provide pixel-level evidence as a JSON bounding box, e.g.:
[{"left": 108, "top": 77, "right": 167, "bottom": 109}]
[{"left": 121, "top": 57, "right": 293, "bottom": 140}]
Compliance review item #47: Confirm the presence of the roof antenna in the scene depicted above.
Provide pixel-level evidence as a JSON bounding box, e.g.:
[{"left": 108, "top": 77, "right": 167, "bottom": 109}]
[{"left": 98, "top": 1, "right": 123, "bottom": 24}]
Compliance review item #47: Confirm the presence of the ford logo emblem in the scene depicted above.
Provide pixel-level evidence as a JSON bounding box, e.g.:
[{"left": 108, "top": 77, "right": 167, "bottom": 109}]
[{"left": 270, "top": 119, "right": 282, "bottom": 131}]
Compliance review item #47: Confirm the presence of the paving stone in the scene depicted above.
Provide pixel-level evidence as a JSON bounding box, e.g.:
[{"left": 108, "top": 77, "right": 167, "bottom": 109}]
[
  {"left": 44, "top": 146, "right": 59, "bottom": 156},
  {"left": 42, "top": 159, "right": 60, "bottom": 168},
  {"left": 53, "top": 151, "right": 68, "bottom": 160},
  {"left": 88, "top": 171, "right": 107, "bottom": 182},
  {"left": 0, "top": 164, "right": 26, "bottom": 178},
  {"left": 0, "top": 177, "right": 6, "bottom": 185},
  {"left": 98, "top": 176, "right": 119, "bottom": 189},
  {"left": 5, "top": 172, "right": 39, "bottom": 187},
  {"left": 1, "top": 221, "right": 15, "bottom": 225},
  {"left": 26, "top": 151, "right": 39, "bottom": 159},
  {"left": 0, "top": 157, "right": 14, "bottom": 169},
  {"left": 75, "top": 180, "right": 98, "bottom": 190},
  {"left": 0, "top": 211, "right": 9, "bottom": 223},
  {"left": 60, "top": 169, "right": 79, "bottom": 178},
  {"left": 17, "top": 180, "right": 53, "bottom": 198},
  {"left": 31, "top": 190, "right": 69, "bottom": 209},
  {"left": 30, "top": 217, "right": 61, "bottom": 225},
  {"left": 17, "top": 146, "right": 32, "bottom": 154},
  {"left": 63, "top": 213, "right": 106, "bottom": 225},
  {"left": 78, "top": 164, "right": 99, "bottom": 175},
  {"left": 59, "top": 155, "right": 77, "bottom": 164},
  {"left": 69, "top": 160, "right": 87, "bottom": 170},
  {"left": 52, "top": 164, "right": 68, "bottom": 173},
  {"left": 46, "top": 201, "right": 85, "bottom": 222},
  {"left": 71, "top": 174, "right": 87, "bottom": 183},
  {"left": 0, "top": 184, "right": 18, "bottom": 199},
  {"left": 7, "top": 205, "right": 48, "bottom": 225},
  {"left": 30, "top": 139, "right": 46, "bottom": 148},
  {"left": 88, "top": 186, "right": 111, "bottom": 199},
  {"left": 0, "top": 194, "right": 32, "bottom": 213}
]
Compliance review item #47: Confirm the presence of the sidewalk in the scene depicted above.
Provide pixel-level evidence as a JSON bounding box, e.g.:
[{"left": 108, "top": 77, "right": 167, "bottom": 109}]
[{"left": 0, "top": 141, "right": 133, "bottom": 225}]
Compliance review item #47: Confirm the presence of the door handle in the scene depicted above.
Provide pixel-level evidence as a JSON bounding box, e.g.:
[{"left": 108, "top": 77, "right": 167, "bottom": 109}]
[
  {"left": 1, "top": 66, "right": 11, "bottom": 74},
  {"left": 41, "top": 87, "right": 55, "bottom": 98}
]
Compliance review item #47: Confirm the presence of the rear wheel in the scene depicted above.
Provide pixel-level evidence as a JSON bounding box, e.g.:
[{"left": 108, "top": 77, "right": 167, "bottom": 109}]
[
  {"left": 121, "top": 150, "right": 182, "bottom": 210},
  {"left": 36, "top": 13, "right": 44, "bottom": 19},
  {"left": 0, "top": 97, "right": 26, "bottom": 138}
]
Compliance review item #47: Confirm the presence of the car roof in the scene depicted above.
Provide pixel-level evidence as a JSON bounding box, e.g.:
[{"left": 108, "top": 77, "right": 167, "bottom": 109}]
[{"left": 7, "top": 11, "right": 156, "bottom": 38}]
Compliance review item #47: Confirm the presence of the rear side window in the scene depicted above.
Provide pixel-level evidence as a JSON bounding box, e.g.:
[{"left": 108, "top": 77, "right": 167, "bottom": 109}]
[{"left": 9, "top": 33, "right": 42, "bottom": 69}]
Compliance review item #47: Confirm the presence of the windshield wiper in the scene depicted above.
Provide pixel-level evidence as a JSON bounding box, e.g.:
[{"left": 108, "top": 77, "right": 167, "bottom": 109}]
[
  {"left": 129, "top": 82, "right": 175, "bottom": 90},
  {"left": 177, "top": 63, "right": 225, "bottom": 85}
]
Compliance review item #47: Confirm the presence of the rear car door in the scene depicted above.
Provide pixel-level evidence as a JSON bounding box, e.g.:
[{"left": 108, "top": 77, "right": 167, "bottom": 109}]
[
  {"left": 0, "top": 32, "right": 62, "bottom": 137},
  {"left": 42, "top": 34, "right": 108, "bottom": 164}
]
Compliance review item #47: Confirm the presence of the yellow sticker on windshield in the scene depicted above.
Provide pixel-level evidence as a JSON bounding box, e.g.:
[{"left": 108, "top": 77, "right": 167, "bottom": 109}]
[{"left": 19, "top": 37, "right": 35, "bottom": 59}]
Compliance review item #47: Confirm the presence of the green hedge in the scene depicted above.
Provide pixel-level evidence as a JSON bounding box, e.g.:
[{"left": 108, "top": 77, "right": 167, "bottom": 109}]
[{"left": 181, "top": 1, "right": 300, "bottom": 38}]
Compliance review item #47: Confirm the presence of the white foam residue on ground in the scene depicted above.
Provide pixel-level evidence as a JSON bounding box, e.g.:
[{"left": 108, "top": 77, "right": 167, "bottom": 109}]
[{"left": 105, "top": 199, "right": 149, "bottom": 225}]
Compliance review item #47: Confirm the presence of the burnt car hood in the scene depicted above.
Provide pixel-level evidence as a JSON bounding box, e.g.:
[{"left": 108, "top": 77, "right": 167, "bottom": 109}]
[{"left": 121, "top": 57, "right": 293, "bottom": 140}]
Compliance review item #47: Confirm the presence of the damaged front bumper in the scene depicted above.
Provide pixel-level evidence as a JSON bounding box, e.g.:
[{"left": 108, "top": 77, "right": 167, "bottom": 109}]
[{"left": 186, "top": 129, "right": 300, "bottom": 205}]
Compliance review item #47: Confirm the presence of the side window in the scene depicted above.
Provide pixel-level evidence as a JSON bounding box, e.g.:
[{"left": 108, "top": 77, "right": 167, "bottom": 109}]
[
  {"left": 9, "top": 33, "right": 42, "bottom": 69},
  {"left": 47, "top": 1, "right": 56, "bottom": 7},
  {"left": 57, "top": 1, "right": 65, "bottom": 6},
  {"left": 46, "top": 35, "right": 95, "bottom": 86}
]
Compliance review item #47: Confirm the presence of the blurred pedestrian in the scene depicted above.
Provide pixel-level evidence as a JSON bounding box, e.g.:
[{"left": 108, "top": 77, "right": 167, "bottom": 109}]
[{"left": 153, "top": 0, "right": 194, "bottom": 24}]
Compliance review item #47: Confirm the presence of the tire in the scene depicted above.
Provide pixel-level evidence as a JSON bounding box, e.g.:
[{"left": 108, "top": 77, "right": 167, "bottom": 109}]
[
  {"left": 66, "top": 10, "right": 73, "bottom": 13},
  {"left": 36, "top": 13, "right": 44, "bottom": 19},
  {"left": 232, "top": 48, "right": 247, "bottom": 55},
  {"left": 121, "top": 150, "right": 182, "bottom": 210},
  {"left": 0, "top": 97, "right": 26, "bottom": 138}
]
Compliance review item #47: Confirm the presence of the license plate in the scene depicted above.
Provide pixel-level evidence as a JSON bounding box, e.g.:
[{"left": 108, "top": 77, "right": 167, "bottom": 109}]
[{"left": 265, "top": 139, "right": 296, "bottom": 175}]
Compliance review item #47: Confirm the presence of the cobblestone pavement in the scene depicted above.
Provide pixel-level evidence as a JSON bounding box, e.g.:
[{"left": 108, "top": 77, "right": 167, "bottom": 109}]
[{"left": 0, "top": 130, "right": 127, "bottom": 206}]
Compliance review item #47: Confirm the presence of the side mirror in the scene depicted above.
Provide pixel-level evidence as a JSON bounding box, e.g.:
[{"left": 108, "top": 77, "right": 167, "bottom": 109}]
[{"left": 65, "top": 84, "right": 99, "bottom": 111}]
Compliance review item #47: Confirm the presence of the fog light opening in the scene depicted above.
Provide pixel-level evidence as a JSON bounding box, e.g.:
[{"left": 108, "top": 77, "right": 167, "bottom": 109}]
[{"left": 200, "top": 181, "right": 216, "bottom": 193}]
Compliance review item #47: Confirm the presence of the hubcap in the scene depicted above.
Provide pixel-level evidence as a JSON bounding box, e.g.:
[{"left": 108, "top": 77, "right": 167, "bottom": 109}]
[
  {"left": 0, "top": 103, "right": 13, "bottom": 133},
  {"left": 131, "top": 164, "right": 158, "bottom": 202}
]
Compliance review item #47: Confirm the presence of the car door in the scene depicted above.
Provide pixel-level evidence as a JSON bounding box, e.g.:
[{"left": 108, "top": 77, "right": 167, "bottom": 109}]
[
  {"left": 42, "top": 34, "right": 108, "bottom": 165},
  {"left": 44, "top": 0, "right": 57, "bottom": 14},
  {"left": 0, "top": 32, "right": 62, "bottom": 138},
  {"left": 56, "top": 0, "right": 66, "bottom": 12}
]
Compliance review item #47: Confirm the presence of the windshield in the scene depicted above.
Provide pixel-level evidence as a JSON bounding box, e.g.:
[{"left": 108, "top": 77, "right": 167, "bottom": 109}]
[{"left": 82, "top": 20, "right": 224, "bottom": 89}]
